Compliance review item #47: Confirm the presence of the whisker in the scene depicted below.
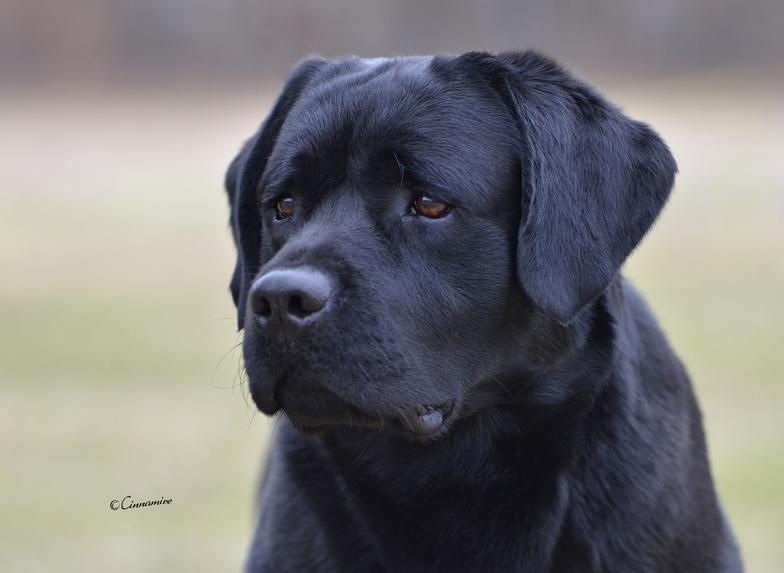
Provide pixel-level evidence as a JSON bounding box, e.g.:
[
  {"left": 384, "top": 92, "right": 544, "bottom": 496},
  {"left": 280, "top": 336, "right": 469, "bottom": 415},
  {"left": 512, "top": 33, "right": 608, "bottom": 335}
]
[
  {"left": 245, "top": 409, "right": 258, "bottom": 434},
  {"left": 210, "top": 338, "right": 244, "bottom": 388},
  {"left": 489, "top": 374, "right": 519, "bottom": 405}
]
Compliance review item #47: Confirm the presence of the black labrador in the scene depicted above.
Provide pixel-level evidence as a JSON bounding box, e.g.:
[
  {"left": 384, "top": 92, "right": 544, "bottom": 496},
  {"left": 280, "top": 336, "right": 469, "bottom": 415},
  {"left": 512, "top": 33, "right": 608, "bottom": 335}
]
[{"left": 223, "top": 51, "right": 742, "bottom": 572}]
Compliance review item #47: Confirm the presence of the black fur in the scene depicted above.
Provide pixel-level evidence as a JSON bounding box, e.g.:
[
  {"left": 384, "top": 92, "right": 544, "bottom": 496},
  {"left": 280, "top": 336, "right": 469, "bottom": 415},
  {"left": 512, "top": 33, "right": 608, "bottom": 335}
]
[{"left": 223, "top": 51, "right": 742, "bottom": 572}]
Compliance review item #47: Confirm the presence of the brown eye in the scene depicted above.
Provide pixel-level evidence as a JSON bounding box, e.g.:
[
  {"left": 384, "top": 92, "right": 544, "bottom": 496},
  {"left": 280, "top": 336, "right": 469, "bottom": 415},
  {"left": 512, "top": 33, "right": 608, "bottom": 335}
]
[
  {"left": 275, "top": 196, "right": 296, "bottom": 220},
  {"left": 413, "top": 194, "right": 451, "bottom": 219}
]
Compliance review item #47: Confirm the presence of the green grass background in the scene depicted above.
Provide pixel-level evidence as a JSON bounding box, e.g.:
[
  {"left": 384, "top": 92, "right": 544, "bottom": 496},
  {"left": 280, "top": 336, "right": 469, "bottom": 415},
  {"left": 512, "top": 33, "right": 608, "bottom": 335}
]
[{"left": 1, "top": 74, "right": 782, "bottom": 571}]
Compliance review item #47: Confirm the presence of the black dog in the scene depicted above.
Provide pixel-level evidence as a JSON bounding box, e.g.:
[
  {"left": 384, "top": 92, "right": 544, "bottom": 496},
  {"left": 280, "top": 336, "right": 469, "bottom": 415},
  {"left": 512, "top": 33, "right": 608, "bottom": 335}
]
[{"left": 223, "top": 51, "right": 742, "bottom": 572}]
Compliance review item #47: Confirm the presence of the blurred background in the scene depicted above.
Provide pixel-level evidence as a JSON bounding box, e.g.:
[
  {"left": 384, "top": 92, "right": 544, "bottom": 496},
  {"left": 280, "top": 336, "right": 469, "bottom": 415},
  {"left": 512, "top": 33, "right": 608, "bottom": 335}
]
[{"left": 1, "top": 1, "right": 782, "bottom": 571}]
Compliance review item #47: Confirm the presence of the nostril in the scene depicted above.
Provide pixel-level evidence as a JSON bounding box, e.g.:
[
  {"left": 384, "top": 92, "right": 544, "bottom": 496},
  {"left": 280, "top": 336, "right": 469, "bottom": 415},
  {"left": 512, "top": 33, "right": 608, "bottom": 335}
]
[
  {"left": 252, "top": 295, "right": 272, "bottom": 319},
  {"left": 288, "top": 294, "right": 307, "bottom": 319},
  {"left": 287, "top": 292, "right": 326, "bottom": 319}
]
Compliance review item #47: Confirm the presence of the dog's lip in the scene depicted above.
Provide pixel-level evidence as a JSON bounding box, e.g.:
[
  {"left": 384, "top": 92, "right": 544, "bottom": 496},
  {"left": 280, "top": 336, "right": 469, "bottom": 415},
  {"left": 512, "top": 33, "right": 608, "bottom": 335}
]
[{"left": 283, "top": 399, "right": 456, "bottom": 438}]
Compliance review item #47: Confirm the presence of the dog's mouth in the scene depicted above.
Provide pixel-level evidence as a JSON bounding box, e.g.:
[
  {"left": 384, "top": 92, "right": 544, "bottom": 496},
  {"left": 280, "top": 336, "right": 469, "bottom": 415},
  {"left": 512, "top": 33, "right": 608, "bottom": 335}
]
[
  {"left": 250, "top": 369, "right": 458, "bottom": 440},
  {"left": 280, "top": 393, "right": 455, "bottom": 440}
]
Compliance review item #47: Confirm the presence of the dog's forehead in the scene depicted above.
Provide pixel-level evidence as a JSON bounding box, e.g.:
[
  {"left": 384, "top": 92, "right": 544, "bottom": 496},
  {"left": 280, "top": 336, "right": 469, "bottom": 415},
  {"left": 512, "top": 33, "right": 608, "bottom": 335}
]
[
  {"left": 284, "top": 57, "right": 443, "bottom": 150},
  {"left": 266, "top": 57, "right": 519, "bottom": 206}
]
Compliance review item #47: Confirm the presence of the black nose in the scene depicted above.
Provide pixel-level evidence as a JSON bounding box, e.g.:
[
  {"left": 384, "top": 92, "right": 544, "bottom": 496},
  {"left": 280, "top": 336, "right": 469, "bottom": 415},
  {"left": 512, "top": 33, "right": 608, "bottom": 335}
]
[{"left": 250, "top": 268, "right": 331, "bottom": 335}]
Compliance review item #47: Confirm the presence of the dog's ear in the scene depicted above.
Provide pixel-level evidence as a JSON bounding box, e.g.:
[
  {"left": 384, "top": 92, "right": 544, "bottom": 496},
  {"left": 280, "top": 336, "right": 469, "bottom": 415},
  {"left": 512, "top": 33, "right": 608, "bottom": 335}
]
[
  {"left": 478, "top": 52, "right": 677, "bottom": 323},
  {"left": 224, "top": 58, "right": 327, "bottom": 330},
  {"left": 224, "top": 141, "right": 251, "bottom": 312}
]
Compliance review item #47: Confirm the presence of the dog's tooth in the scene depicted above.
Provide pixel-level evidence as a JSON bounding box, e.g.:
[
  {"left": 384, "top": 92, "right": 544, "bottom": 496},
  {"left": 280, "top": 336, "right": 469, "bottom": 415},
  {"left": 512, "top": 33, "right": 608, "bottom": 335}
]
[
  {"left": 407, "top": 409, "right": 443, "bottom": 435},
  {"left": 413, "top": 404, "right": 438, "bottom": 419}
]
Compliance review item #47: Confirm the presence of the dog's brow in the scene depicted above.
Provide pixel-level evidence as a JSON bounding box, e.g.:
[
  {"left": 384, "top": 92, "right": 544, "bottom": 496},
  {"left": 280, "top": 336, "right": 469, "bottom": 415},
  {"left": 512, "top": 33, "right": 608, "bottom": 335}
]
[
  {"left": 259, "top": 162, "right": 298, "bottom": 199},
  {"left": 392, "top": 152, "right": 405, "bottom": 187},
  {"left": 402, "top": 158, "right": 461, "bottom": 202}
]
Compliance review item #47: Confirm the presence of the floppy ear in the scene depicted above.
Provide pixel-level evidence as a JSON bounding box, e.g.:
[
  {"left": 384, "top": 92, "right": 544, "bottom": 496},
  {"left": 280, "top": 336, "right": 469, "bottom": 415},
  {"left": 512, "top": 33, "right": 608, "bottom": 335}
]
[
  {"left": 224, "top": 142, "right": 251, "bottom": 311},
  {"left": 496, "top": 52, "right": 677, "bottom": 324},
  {"left": 224, "top": 58, "right": 327, "bottom": 329}
]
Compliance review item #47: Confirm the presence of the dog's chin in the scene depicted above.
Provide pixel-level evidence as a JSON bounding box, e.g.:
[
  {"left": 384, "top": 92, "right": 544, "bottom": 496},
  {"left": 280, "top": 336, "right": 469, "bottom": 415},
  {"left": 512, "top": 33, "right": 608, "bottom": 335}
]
[{"left": 249, "top": 372, "right": 456, "bottom": 441}]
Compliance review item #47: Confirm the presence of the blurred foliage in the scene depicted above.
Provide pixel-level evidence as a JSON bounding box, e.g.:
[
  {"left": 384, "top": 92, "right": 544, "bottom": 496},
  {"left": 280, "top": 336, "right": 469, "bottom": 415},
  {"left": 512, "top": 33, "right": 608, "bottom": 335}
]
[{"left": 1, "top": 0, "right": 783, "bottom": 85}]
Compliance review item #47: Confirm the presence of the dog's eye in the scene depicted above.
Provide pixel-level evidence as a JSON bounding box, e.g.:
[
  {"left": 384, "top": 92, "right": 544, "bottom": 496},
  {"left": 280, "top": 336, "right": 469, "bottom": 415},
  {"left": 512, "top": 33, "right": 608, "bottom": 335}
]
[
  {"left": 412, "top": 194, "right": 451, "bottom": 219},
  {"left": 275, "top": 196, "right": 296, "bottom": 220}
]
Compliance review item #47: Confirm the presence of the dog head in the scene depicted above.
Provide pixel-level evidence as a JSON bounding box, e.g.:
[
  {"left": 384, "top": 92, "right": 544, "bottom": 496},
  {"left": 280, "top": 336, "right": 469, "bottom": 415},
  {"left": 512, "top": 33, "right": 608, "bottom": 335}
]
[{"left": 224, "top": 52, "right": 676, "bottom": 440}]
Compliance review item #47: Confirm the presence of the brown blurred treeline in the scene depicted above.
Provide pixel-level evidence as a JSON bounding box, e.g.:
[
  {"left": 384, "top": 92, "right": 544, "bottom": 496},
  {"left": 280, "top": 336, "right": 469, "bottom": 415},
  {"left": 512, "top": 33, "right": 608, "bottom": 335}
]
[{"left": 1, "top": 0, "right": 783, "bottom": 87}]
